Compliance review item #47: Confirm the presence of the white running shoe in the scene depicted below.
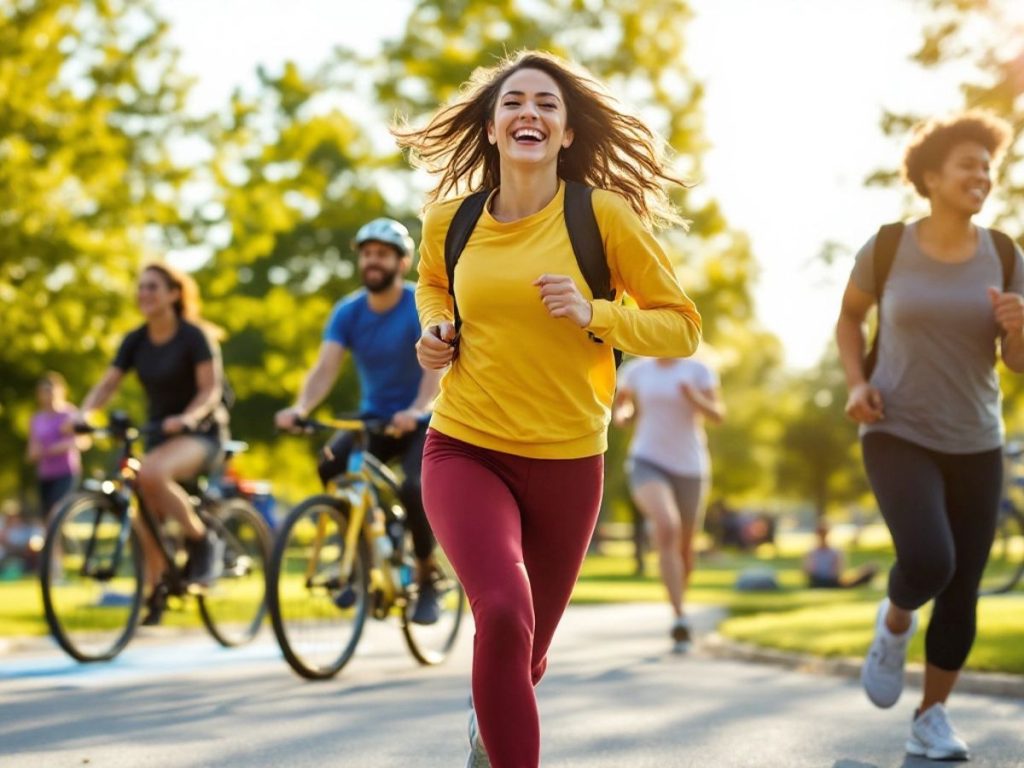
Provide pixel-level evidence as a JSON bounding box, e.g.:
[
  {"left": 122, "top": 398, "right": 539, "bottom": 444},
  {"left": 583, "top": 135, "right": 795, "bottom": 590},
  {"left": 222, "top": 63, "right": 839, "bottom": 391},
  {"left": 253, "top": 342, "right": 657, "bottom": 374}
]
[
  {"left": 906, "top": 703, "right": 969, "bottom": 761},
  {"left": 860, "top": 598, "right": 918, "bottom": 708},
  {"left": 465, "top": 709, "right": 491, "bottom": 768}
]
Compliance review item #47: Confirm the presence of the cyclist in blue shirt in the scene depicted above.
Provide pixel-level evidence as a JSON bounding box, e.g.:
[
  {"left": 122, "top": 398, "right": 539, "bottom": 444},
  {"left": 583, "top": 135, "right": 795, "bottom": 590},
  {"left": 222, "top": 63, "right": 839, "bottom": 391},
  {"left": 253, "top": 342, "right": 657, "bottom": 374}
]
[{"left": 276, "top": 218, "right": 443, "bottom": 624}]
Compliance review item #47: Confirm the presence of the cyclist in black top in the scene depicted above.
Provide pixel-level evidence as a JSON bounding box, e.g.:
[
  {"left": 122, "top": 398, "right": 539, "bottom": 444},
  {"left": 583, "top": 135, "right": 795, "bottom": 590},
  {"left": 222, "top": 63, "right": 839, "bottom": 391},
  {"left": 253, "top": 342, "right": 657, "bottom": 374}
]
[{"left": 76, "top": 262, "right": 228, "bottom": 624}]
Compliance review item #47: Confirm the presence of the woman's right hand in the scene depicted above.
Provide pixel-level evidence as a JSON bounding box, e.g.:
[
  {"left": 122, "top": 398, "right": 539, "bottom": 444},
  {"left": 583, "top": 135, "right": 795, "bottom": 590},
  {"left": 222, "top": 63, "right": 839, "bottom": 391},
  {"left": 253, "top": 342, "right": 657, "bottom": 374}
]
[
  {"left": 845, "top": 382, "right": 884, "bottom": 423},
  {"left": 417, "top": 323, "right": 457, "bottom": 369}
]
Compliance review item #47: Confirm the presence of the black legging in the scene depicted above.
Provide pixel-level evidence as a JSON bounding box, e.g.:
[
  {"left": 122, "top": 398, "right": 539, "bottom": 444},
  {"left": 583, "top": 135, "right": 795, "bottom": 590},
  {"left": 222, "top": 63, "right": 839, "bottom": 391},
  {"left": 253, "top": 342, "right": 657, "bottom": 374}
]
[
  {"left": 861, "top": 431, "right": 1001, "bottom": 671},
  {"left": 318, "top": 422, "right": 434, "bottom": 561}
]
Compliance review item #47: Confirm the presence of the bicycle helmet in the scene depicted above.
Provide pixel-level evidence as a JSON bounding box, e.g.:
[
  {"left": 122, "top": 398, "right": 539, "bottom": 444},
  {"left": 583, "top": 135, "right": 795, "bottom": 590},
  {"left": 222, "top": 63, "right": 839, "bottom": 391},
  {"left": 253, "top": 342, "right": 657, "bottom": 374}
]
[{"left": 354, "top": 218, "right": 414, "bottom": 258}]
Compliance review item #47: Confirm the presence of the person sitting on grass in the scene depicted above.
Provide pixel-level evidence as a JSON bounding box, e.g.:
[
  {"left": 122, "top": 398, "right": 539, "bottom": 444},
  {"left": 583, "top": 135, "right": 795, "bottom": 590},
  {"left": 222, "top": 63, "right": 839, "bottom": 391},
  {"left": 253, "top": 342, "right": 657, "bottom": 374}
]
[{"left": 803, "top": 521, "right": 878, "bottom": 589}]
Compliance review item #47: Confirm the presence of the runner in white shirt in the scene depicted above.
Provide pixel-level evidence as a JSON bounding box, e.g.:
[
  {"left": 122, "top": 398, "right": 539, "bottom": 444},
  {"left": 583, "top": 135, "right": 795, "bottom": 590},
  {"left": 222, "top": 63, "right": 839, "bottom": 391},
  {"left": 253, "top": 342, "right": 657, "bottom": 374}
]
[{"left": 613, "top": 356, "right": 724, "bottom": 652}]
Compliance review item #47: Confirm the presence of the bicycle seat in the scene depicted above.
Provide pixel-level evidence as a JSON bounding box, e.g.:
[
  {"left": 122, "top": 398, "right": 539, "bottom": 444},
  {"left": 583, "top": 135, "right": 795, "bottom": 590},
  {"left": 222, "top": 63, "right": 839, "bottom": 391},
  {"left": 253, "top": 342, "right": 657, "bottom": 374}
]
[{"left": 224, "top": 440, "right": 249, "bottom": 459}]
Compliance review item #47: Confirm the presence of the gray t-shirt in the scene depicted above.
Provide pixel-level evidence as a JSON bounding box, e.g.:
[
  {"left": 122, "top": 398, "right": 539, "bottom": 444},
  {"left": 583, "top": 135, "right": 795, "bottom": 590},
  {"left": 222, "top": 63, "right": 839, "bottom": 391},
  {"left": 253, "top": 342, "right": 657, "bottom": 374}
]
[{"left": 851, "top": 222, "right": 1024, "bottom": 453}]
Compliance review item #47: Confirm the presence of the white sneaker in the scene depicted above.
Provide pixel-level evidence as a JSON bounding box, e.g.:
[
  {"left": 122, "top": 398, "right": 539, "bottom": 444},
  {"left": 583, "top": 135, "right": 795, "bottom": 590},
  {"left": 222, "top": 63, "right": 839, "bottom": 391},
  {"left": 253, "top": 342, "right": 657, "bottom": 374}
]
[
  {"left": 860, "top": 598, "right": 917, "bottom": 708},
  {"left": 906, "top": 703, "right": 969, "bottom": 761},
  {"left": 465, "top": 709, "right": 491, "bottom": 768}
]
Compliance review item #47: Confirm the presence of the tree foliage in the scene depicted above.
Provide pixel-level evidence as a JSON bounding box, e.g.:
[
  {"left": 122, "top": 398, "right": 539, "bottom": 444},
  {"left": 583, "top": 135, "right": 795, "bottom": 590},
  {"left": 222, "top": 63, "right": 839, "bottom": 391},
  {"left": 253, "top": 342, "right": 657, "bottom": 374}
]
[{"left": 0, "top": 0, "right": 197, "bottom": 495}]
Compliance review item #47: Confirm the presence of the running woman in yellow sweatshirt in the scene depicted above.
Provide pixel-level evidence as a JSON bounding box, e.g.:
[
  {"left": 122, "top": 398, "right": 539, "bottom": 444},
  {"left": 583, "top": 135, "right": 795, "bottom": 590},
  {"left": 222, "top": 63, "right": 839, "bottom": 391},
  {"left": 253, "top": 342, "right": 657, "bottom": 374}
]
[{"left": 393, "top": 50, "right": 701, "bottom": 768}]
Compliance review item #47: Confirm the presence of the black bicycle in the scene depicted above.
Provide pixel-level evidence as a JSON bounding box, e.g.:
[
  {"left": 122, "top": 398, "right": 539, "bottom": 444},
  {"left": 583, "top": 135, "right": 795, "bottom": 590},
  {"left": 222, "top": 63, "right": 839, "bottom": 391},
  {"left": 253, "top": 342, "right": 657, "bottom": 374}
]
[
  {"left": 979, "top": 443, "right": 1024, "bottom": 596},
  {"left": 267, "top": 416, "right": 464, "bottom": 680},
  {"left": 39, "top": 412, "right": 272, "bottom": 662}
]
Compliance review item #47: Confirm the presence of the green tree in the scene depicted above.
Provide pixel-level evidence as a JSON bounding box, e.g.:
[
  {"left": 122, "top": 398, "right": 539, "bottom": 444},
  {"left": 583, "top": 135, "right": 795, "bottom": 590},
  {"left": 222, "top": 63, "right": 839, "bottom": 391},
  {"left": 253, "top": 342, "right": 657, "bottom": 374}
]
[
  {"left": 775, "top": 350, "right": 867, "bottom": 519},
  {"left": 872, "top": 0, "right": 1024, "bottom": 427},
  {"left": 354, "top": 0, "right": 782, "bottom": 508},
  {"left": 0, "top": 0, "right": 199, "bottom": 498}
]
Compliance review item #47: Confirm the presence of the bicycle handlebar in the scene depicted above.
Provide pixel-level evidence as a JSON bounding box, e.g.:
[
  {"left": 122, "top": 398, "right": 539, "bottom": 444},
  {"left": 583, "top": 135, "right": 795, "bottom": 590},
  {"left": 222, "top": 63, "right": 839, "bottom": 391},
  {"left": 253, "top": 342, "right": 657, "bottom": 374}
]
[{"left": 289, "top": 416, "right": 396, "bottom": 437}]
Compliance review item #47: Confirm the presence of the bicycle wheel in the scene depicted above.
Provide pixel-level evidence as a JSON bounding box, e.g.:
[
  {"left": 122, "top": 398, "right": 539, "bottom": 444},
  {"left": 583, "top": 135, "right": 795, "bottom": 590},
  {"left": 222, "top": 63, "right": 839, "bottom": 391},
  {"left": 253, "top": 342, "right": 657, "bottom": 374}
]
[
  {"left": 402, "top": 539, "right": 465, "bottom": 666},
  {"left": 198, "top": 499, "right": 272, "bottom": 647},
  {"left": 267, "top": 494, "right": 371, "bottom": 679},
  {"left": 980, "top": 507, "right": 1024, "bottom": 596},
  {"left": 40, "top": 492, "right": 144, "bottom": 662}
]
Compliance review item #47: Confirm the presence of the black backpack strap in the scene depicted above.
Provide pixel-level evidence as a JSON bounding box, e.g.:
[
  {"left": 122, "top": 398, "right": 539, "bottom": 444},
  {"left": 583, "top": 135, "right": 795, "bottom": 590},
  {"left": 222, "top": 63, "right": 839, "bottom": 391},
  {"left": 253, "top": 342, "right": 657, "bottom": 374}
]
[
  {"left": 872, "top": 222, "right": 904, "bottom": 299},
  {"left": 443, "top": 190, "right": 491, "bottom": 331},
  {"left": 563, "top": 180, "right": 622, "bottom": 366},
  {"left": 564, "top": 181, "right": 613, "bottom": 301},
  {"left": 863, "top": 222, "right": 905, "bottom": 378},
  {"left": 990, "top": 229, "right": 1017, "bottom": 292}
]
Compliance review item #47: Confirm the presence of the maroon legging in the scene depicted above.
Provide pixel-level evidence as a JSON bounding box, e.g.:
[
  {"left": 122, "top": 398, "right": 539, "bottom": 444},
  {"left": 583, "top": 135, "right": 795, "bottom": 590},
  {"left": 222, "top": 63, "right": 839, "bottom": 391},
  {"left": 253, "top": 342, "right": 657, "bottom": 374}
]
[{"left": 422, "top": 429, "right": 603, "bottom": 768}]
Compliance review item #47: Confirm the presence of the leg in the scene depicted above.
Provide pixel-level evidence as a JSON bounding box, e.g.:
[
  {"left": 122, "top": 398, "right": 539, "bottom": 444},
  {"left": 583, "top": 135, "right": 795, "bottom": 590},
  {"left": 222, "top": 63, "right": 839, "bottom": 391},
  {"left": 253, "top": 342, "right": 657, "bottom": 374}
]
[
  {"left": 673, "top": 475, "right": 708, "bottom": 616},
  {"left": 396, "top": 423, "right": 435, "bottom": 565},
  {"left": 861, "top": 433, "right": 956, "bottom": 632},
  {"left": 317, "top": 431, "right": 356, "bottom": 487},
  {"left": 421, "top": 431, "right": 538, "bottom": 768},
  {"left": 520, "top": 454, "right": 604, "bottom": 686},
  {"left": 919, "top": 447, "right": 1002, "bottom": 710},
  {"left": 630, "top": 461, "right": 683, "bottom": 616},
  {"left": 136, "top": 437, "right": 211, "bottom": 541}
]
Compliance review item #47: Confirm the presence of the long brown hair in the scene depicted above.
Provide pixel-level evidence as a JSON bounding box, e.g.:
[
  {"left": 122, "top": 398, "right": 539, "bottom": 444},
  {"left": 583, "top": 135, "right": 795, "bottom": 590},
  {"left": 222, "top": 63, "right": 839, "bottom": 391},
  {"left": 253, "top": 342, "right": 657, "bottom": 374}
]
[
  {"left": 392, "top": 50, "right": 688, "bottom": 231},
  {"left": 142, "top": 262, "right": 224, "bottom": 339}
]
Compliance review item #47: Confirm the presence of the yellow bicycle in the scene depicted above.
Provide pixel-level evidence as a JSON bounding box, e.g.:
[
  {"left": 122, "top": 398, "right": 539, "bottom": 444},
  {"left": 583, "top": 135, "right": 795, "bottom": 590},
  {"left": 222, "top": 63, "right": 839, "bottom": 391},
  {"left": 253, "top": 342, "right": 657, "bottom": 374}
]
[{"left": 266, "top": 416, "right": 464, "bottom": 680}]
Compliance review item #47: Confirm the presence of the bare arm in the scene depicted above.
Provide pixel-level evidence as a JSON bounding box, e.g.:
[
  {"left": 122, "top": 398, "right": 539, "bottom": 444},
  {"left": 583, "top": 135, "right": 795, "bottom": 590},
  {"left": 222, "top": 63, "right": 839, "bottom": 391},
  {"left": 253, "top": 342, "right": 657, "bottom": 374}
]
[
  {"left": 612, "top": 387, "right": 636, "bottom": 427},
  {"left": 836, "top": 279, "right": 884, "bottom": 423},
  {"left": 391, "top": 366, "right": 443, "bottom": 434},
  {"left": 275, "top": 341, "right": 346, "bottom": 429},
  {"left": 682, "top": 385, "right": 725, "bottom": 424},
  {"left": 409, "top": 367, "right": 442, "bottom": 413},
  {"left": 79, "top": 367, "right": 125, "bottom": 419},
  {"left": 989, "top": 288, "right": 1024, "bottom": 372}
]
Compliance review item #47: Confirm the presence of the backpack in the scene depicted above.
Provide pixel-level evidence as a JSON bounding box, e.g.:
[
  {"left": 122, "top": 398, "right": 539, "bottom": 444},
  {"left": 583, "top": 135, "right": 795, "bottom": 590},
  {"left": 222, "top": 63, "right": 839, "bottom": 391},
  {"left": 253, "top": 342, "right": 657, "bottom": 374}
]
[
  {"left": 863, "top": 222, "right": 1018, "bottom": 377},
  {"left": 443, "top": 180, "right": 622, "bottom": 367}
]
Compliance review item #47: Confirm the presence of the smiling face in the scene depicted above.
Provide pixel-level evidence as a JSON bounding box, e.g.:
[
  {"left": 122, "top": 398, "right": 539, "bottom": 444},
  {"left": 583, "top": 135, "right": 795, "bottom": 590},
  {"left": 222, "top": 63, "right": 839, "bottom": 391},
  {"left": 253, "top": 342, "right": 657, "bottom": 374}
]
[
  {"left": 487, "top": 67, "right": 574, "bottom": 171},
  {"left": 137, "top": 267, "right": 180, "bottom": 319},
  {"left": 924, "top": 141, "right": 993, "bottom": 216},
  {"left": 358, "top": 241, "right": 407, "bottom": 294}
]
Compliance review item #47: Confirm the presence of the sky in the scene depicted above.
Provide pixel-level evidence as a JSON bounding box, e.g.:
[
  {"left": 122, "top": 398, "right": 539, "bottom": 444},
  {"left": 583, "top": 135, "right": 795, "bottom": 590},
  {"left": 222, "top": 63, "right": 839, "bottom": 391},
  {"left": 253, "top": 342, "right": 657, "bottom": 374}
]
[{"left": 158, "top": 0, "right": 977, "bottom": 369}]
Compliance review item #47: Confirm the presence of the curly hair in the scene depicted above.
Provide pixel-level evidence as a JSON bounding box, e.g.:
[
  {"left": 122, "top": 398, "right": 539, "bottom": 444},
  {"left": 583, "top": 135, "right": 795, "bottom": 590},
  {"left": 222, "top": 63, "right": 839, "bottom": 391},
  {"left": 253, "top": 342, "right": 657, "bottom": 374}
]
[
  {"left": 902, "top": 110, "right": 1012, "bottom": 198},
  {"left": 391, "top": 50, "right": 688, "bottom": 231}
]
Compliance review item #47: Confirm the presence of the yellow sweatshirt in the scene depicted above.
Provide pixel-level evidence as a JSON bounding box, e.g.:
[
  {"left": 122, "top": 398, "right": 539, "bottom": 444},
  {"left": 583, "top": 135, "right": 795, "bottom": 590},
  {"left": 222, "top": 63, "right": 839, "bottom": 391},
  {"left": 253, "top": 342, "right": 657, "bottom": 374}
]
[{"left": 416, "top": 180, "right": 702, "bottom": 459}]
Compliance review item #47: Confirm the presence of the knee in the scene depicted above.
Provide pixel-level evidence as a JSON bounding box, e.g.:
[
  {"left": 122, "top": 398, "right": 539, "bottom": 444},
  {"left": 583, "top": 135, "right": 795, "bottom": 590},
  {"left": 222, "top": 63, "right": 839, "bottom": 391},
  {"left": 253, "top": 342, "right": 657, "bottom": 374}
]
[
  {"left": 651, "top": 517, "right": 681, "bottom": 549},
  {"left": 900, "top": 548, "right": 955, "bottom": 599},
  {"left": 317, "top": 452, "right": 345, "bottom": 487},
  {"left": 136, "top": 462, "right": 169, "bottom": 495},
  {"left": 473, "top": 591, "right": 532, "bottom": 648}
]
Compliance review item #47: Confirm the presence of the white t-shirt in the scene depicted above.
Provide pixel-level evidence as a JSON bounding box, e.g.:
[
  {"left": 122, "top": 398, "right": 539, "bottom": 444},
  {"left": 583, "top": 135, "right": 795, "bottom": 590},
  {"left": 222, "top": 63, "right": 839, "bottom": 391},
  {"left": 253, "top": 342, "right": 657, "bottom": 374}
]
[{"left": 619, "top": 357, "right": 717, "bottom": 478}]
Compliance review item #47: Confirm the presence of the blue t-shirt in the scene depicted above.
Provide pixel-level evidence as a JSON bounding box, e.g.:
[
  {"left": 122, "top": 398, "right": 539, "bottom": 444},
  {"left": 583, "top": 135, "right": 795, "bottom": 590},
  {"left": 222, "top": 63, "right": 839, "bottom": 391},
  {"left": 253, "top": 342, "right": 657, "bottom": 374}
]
[{"left": 323, "top": 284, "right": 423, "bottom": 420}]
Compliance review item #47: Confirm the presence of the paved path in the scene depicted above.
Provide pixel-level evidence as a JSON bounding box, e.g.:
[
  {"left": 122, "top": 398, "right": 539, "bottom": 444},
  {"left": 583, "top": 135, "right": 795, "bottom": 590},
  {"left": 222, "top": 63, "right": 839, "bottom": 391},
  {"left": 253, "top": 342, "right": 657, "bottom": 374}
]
[{"left": 1, "top": 604, "right": 1021, "bottom": 767}]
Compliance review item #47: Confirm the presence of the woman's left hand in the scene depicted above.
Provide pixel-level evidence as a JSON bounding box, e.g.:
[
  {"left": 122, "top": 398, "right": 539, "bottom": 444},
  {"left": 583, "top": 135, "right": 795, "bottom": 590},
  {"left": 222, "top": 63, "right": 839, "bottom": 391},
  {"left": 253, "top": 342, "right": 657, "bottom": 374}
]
[
  {"left": 989, "top": 288, "right": 1024, "bottom": 335},
  {"left": 534, "top": 274, "right": 593, "bottom": 328}
]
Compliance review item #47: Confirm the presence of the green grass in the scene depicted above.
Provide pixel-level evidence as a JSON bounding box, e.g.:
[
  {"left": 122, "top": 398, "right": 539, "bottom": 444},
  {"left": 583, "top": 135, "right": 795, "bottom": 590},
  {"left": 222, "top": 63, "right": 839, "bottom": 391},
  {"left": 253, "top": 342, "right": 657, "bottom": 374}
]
[
  {"left": 4, "top": 536, "right": 1023, "bottom": 675},
  {"left": 575, "top": 541, "right": 1024, "bottom": 676}
]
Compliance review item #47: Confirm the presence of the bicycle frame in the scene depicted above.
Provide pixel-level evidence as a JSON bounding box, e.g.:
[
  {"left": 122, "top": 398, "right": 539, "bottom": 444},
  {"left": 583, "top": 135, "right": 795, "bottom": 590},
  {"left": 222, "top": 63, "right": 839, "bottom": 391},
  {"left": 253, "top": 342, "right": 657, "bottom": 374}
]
[
  {"left": 304, "top": 417, "right": 407, "bottom": 608},
  {"left": 79, "top": 420, "right": 202, "bottom": 596}
]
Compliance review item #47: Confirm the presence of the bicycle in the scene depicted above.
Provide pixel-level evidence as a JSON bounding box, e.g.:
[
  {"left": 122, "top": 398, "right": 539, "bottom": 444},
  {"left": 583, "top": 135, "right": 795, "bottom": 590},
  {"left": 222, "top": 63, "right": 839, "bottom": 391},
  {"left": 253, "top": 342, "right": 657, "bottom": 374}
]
[
  {"left": 979, "top": 442, "right": 1024, "bottom": 596},
  {"left": 266, "top": 416, "right": 464, "bottom": 680},
  {"left": 39, "top": 411, "right": 272, "bottom": 662}
]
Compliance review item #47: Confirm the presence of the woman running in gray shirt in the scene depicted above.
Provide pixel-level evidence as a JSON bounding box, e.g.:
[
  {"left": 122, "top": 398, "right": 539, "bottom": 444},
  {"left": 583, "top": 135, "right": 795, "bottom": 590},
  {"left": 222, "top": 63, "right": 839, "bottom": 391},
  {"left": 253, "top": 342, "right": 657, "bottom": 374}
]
[{"left": 836, "top": 110, "right": 1023, "bottom": 762}]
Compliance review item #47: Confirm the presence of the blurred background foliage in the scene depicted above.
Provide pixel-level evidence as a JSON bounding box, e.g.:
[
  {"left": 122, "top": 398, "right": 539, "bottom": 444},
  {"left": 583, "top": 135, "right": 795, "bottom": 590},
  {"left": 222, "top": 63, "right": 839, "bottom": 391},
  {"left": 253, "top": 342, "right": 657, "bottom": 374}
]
[{"left": 1, "top": 0, "right": 1020, "bottom": 519}]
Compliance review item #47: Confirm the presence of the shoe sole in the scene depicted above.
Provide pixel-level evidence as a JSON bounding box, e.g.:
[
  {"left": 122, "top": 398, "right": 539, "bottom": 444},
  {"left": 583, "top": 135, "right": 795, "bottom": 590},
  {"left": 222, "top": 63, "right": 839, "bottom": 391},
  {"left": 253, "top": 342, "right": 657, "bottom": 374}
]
[{"left": 906, "top": 739, "right": 968, "bottom": 761}]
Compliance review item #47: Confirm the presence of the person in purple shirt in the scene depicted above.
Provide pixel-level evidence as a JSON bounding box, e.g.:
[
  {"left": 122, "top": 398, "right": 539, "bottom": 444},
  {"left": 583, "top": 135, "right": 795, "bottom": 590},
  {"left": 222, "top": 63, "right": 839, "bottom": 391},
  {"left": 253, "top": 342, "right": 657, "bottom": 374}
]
[{"left": 27, "top": 372, "right": 82, "bottom": 519}]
